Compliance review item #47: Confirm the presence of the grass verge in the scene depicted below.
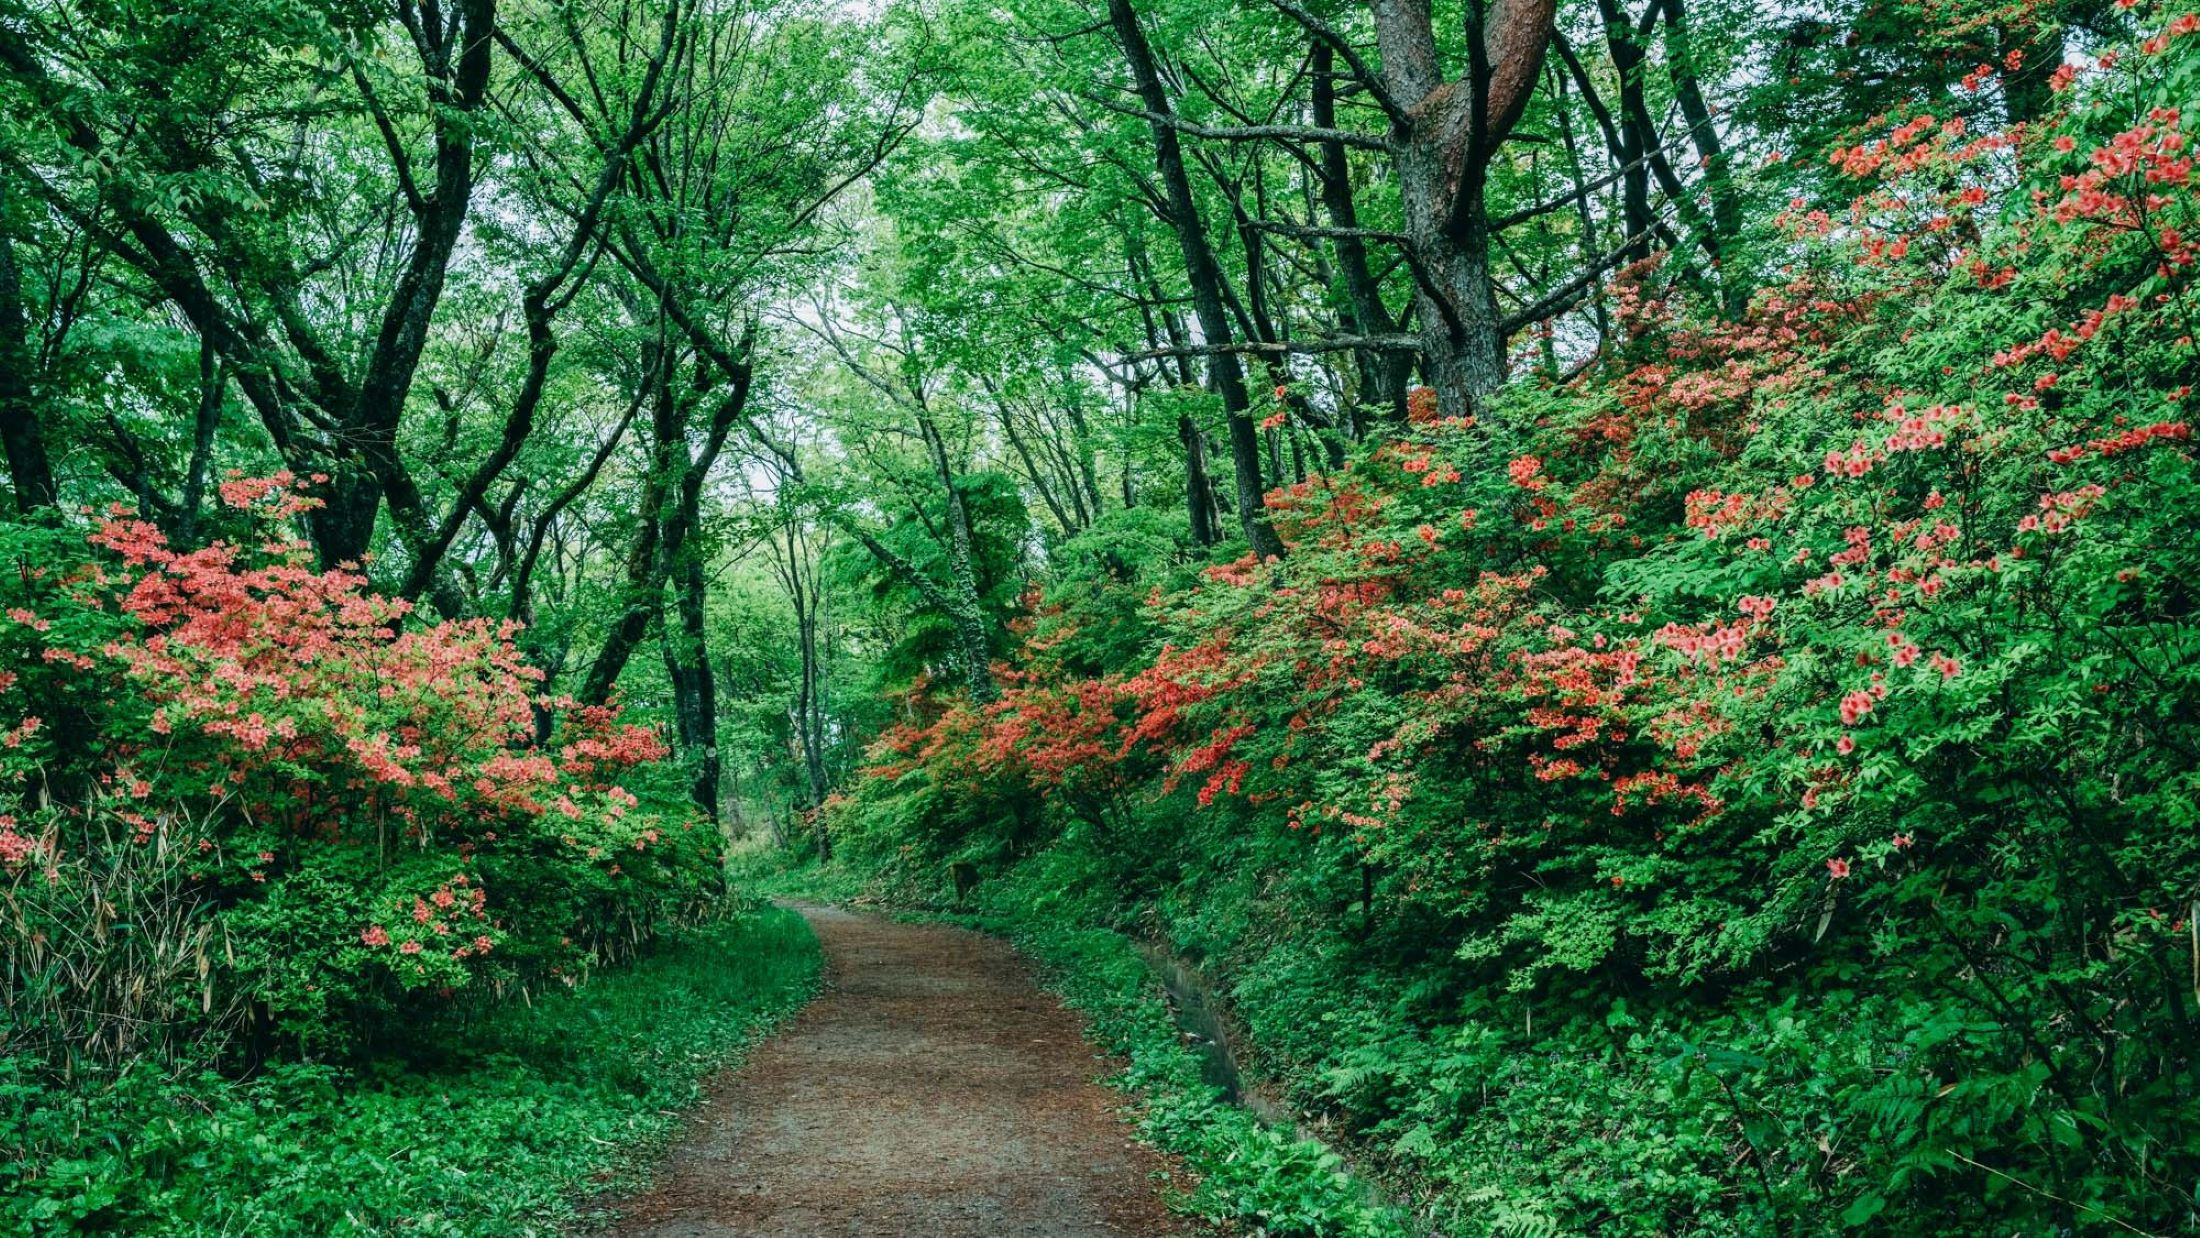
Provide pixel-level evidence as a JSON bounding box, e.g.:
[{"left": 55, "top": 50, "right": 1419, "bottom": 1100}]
[
  {"left": 989, "top": 913, "right": 1414, "bottom": 1237},
  {"left": 4, "top": 905, "right": 821, "bottom": 1236}
]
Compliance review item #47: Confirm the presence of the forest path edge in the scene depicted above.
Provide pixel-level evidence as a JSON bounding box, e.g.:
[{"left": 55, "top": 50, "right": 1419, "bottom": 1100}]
[{"left": 604, "top": 902, "right": 1195, "bottom": 1237}]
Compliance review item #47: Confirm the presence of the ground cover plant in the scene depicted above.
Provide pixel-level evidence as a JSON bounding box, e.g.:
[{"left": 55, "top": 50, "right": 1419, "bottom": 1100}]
[{"left": 2, "top": 908, "right": 820, "bottom": 1234}]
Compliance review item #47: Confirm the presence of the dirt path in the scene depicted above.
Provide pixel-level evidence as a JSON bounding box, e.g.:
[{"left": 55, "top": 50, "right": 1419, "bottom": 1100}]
[{"left": 609, "top": 904, "right": 1193, "bottom": 1237}]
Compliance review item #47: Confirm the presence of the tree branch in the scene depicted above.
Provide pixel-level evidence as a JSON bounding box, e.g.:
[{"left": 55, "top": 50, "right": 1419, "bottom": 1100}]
[
  {"left": 1249, "top": 219, "right": 1408, "bottom": 246},
  {"left": 1089, "top": 94, "right": 1392, "bottom": 151},
  {"left": 1126, "top": 334, "right": 1423, "bottom": 361},
  {"left": 1498, "top": 227, "right": 1656, "bottom": 337},
  {"left": 1264, "top": 0, "right": 1409, "bottom": 127}
]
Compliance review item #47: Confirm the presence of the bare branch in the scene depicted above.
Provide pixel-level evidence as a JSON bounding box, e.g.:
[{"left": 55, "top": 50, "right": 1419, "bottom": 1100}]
[
  {"left": 1249, "top": 219, "right": 1408, "bottom": 246},
  {"left": 1087, "top": 94, "right": 1392, "bottom": 151}
]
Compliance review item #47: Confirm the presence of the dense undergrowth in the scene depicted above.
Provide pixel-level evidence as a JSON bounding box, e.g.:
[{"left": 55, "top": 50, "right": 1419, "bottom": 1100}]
[
  {"left": 2, "top": 906, "right": 819, "bottom": 1234},
  {"left": 10, "top": 0, "right": 2200, "bottom": 1231},
  {"left": 2, "top": 484, "right": 728, "bottom": 1069},
  {"left": 829, "top": 17, "right": 2200, "bottom": 1235}
]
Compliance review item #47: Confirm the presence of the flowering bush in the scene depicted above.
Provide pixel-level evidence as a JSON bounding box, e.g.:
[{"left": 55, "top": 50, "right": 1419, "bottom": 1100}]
[
  {"left": 1, "top": 477, "right": 720, "bottom": 1060},
  {"left": 855, "top": 17, "right": 2200, "bottom": 1231}
]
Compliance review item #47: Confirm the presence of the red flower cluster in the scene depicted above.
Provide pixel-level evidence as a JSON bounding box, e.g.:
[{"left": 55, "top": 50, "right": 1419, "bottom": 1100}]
[
  {"left": 0, "top": 476, "right": 710, "bottom": 1021},
  {"left": 2046, "top": 419, "right": 2190, "bottom": 463}
]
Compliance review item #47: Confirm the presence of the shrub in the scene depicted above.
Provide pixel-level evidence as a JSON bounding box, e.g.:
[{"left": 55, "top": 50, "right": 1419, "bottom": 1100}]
[{"left": 1, "top": 476, "right": 722, "bottom": 1064}]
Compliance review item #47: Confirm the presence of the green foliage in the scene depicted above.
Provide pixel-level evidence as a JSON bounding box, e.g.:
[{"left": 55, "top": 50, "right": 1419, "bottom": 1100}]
[
  {"left": 828, "top": 469, "right": 1032, "bottom": 690},
  {"left": 1038, "top": 506, "right": 1201, "bottom": 675},
  {"left": 0, "top": 907, "right": 821, "bottom": 1236},
  {"left": 845, "top": 17, "right": 2200, "bottom": 1233},
  {"left": 16, "top": 0, "right": 2200, "bottom": 1228}
]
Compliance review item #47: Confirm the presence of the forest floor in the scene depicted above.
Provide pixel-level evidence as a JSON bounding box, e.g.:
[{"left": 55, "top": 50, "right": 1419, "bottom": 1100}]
[{"left": 606, "top": 903, "right": 1195, "bottom": 1237}]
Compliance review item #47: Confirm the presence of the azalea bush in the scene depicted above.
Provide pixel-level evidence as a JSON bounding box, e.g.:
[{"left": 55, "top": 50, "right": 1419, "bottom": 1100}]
[
  {"left": 0, "top": 476, "right": 722, "bottom": 1064},
  {"left": 853, "top": 17, "right": 2200, "bottom": 1232}
]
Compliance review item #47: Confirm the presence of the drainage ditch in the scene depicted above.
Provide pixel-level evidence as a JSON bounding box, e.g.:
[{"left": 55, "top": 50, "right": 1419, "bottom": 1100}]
[{"left": 1134, "top": 942, "right": 1427, "bottom": 1232}]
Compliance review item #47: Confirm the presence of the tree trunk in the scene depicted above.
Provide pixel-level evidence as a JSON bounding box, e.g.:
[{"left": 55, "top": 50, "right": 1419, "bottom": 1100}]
[
  {"left": 1179, "top": 414, "right": 1219, "bottom": 545},
  {"left": 1397, "top": 144, "right": 1507, "bottom": 415},
  {"left": 1551, "top": 66, "right": 1614, "bottom": 347},
  {"left": 800, "top": 629, "right": 830, "bottom": 816},
  {"left": 1591, "top": 1, "right": 1659, "bottom": 268},
  {"left": 662, "top": 501, "right": 721, "bottom": 822},
  {"left": 785, "top": 527, "right": 832, "bottom": 861},
  {"left": 769, "top": 513, "right": 833, "bottom": 840},
  {"left": 1129, "top": 241, "right": 1218, "bottom": 544},
  {"left": 1311, "top": 42, "right": 1408, "bottom": 419},
  {"left": 580, "top": 361, "right": 681, "bottom": 706},
  {"left": 1370, "top": 0, "right": 1556, "bottom": 420},
  {"left": 1661, "top": 0, "right": 1746, "bottom": 314},
  {"left": 176, "top": 336, "right": 223, "bottom": 547},
  {"left": 0, "top": 218, "right": 55, "bottom": 515},
  {"left": 339, "top": 0, "right": 497, "bottom": 576},
  {"left": 1059, "top": 382, "right": 1107, "bottom": 522},
  {"left": 582, "top": 336, "right": 752, "bottom": 705},
  {"left": 914, "top": 406, "right": 1000, "bottom": 703},
  {"left": 1108, "top": 0, "right": 1286, "bottom": 561}
]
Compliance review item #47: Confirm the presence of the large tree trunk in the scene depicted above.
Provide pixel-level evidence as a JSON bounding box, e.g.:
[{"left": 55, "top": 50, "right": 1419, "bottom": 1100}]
[
  {"left": 1108, "top": 0, "right": 1286, "bottom": 561},
  {"left": 1398, "top": 155, "right": 1507, "bottom": 415},
  {"left": 1370, "top": 0, "right": 1556, "bottom": 420}
]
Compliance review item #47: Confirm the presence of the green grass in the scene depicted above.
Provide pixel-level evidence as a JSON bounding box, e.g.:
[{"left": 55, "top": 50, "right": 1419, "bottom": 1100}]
[
  {"left": 3, "top": 905, "right": 822, "bottom": 1236},
  {"left": 723, "top": 840, "right": 874, "bottom": 904}
]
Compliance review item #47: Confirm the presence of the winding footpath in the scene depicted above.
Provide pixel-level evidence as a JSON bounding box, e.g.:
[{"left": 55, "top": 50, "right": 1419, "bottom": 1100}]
[{"left": 609, "top": 904, "right": 1192, "bottom": 1237}]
